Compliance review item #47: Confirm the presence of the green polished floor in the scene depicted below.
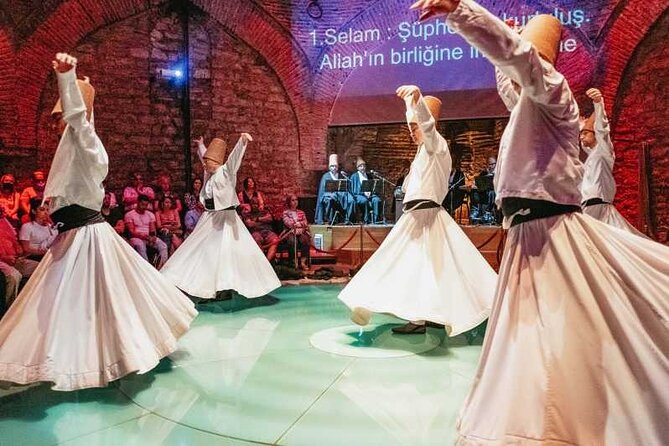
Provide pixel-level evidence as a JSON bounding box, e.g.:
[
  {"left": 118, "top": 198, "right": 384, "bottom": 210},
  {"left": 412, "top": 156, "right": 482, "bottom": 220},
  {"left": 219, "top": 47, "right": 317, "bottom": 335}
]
[{"left": 0, "top": 285, "right": 484, "bottom": 446}]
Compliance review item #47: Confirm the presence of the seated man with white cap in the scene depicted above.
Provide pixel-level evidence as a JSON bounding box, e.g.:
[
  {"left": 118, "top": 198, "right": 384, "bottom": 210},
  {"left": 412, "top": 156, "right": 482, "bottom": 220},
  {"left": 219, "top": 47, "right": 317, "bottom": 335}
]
[{"left": 314, "top": 154, "right": 353, "bottom": 225}]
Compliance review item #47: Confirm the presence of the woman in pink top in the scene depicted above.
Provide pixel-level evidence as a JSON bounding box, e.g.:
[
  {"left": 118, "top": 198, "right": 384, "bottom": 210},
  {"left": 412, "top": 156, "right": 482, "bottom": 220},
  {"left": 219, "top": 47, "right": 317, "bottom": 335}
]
[
  {"left": 122, "top": 172, "right": 155, "bottom": 211},
  {"left": 282, "top": 194, "right": 311, "bottom": 270},
  {"left": 0, "top": 174, "right": 21, "bottom": 227},
  {"left": 155, "top": 195, "right": 183, "bottom": 254}
]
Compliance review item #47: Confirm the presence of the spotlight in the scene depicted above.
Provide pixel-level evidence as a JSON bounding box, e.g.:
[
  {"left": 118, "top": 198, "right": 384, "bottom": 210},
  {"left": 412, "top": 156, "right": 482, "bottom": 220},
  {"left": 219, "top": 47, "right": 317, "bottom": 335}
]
[{"left": 158, "top": 68, "right": 183, "bottom": 79}]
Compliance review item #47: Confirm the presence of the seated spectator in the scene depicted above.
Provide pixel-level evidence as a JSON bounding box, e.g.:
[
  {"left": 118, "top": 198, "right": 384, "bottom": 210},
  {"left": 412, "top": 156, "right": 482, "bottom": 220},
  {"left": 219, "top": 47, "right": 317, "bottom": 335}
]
[
  {"left": 125, "top": 195, "right": 168, "bottom": 267},
  {"left": 102, "top": 183, "right": 118, "bottom": 208},
  {"left": 238, "top": 177, "right": 265, "bottom": 214},
  {"left": 154, "top": 173, "right": 183, "bottom": 214},
  {"left": 242, "top": 197, "right": 278, "bottom": 262},
  {"left": 101, "top": 192, "right": 125, "bottom": 236},
  {"left": 122, "top": 172, "right": 155, "bottom": 212},
  {"left": 0, "top": 216, "right": 38, "bottom": 308},
  {"left": 18, "top": 199, "right": 58, "bottom": 262},
  {"left": 183, "top": 177, "right": 202, "bottom": 215},
  {"left": 155, "top": 196, "right": 183, "bottom": 254},
  {"left": 282, "top": 194, "right": 311, "bottom": 270},
  {"left": 0, "top": 174, "right": 21, "bottom": 227},
  {"left": 20, "top": 170, "right": 46, "bottom": 223},
  {"left": 184, "top": 200, "right": 204, "bottom": 238}
]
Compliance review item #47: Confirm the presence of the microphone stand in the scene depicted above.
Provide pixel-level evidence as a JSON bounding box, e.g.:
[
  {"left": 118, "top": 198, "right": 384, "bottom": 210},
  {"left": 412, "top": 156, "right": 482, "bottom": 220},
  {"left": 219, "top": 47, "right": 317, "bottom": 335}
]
[
  {"left": 329, "top": 173, "right": 348, "bottom": 226},
  {"left": 370, "top": 171, "right": 396, "bottom": 225}
]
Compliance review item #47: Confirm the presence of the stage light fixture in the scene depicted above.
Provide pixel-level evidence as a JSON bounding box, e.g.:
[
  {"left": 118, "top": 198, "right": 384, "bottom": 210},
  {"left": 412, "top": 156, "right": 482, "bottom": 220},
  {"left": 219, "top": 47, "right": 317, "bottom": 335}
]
[{"left": 158, "top": 68, "right": 183, "bottom": 79}]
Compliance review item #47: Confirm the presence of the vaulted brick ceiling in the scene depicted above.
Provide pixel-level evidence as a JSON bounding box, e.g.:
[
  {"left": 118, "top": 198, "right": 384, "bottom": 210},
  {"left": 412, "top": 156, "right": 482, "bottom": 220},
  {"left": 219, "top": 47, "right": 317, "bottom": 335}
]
[{"left": 0, "top": 0, "right": 63, "bottom": 42}]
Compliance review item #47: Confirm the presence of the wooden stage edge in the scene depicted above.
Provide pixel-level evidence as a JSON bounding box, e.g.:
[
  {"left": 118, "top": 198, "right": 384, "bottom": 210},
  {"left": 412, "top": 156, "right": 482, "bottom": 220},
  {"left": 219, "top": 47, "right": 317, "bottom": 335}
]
[{"left": 309, "top": 223, "right": 504, "bottom": 271}]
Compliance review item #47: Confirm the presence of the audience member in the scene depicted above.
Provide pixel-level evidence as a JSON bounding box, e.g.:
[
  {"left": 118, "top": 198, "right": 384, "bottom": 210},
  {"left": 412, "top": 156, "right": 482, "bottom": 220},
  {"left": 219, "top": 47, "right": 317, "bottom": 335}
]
[
  {"left": 282, "top": 194, "right": 311, "bottom": 269},
  {"left": 0, "top": 217, "right": 38, "bottom": 308},
  {"left": 20, "top": 170, "right": 46, "bottom": 223},
  {"left": 238, "top": 177, "right": 265, "bottom": 214},
  {"left": 18, "top": 199, "right": 58, "bottom": 261},
  {"left": 102, "top": 183, "right": 118, "bottom": 208},
  {"left": 0, "top": 174, "right": 21, "bottom": 227},
  {"left": 122, "top": 172, "right": 155, "bottom": 212},
  {"left": 183, "top": 177, "right": 202, "bottom": 215},
  {"left": 184, "top": 200, "right": 204, "bottom": 238},
  {"left": 155, "top": 196, "right": 183, "bottom": 253},
  {"left": 154, "top": 173, "right": 183, "bottom": 214},
  {"left": 242, "top": 197, "right": 278, "bottom": 262},
  {"left": 101, "top": 191, "right": 125, "bottom": 236},
  {"left": 125, "top": 195, "right": 168, "bottom": 267}
]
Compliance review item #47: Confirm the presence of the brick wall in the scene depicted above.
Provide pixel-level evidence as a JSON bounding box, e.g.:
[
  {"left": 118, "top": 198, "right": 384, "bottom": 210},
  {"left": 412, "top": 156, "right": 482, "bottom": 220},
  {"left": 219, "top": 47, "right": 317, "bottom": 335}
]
[
  {"left": 30, "top": 7, "right": 302, "bottom": 209},
  {"left": 611, "top": 9, "right": 669, "bottom": 242}
]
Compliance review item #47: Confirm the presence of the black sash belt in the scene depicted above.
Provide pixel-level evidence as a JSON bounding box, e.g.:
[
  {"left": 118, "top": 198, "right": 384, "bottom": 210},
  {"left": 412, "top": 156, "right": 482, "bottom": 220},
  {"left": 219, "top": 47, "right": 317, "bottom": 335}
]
[
  {"left": 582, "top": 198, "right": 610, "bottom": 208},
  {"left": 204, "top": 198, "right": 236, "bottom": 211},
  {"left": 502, "top": 198, "right": 580, "bottom": 228},
  {"left": 51, "top": 204, "right": 105, "bottom": 234},
  {"left": 403, "top": 200, "right": 441, "bottom": 212}
]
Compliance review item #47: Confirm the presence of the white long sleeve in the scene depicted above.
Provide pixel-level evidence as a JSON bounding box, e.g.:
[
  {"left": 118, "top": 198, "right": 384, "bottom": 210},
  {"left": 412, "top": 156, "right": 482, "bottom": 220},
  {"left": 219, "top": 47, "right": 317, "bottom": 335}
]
[
  {"left": 402, "top": 95, "right": 452, "bottom": 204},
  {"left": 593, "top": 101, "right": 613, "bottom": 154},
  {"left": 44, "top": 68, "right": 108, "bottom": 213},
  {"left": 197, "top": 141, "right": 207, "bottom": 164},
  {"left": 446, "top": 0, "right": 582, "bottom": 207},
  {"left": 225, "top": 137, "right": 248, "bottom": 174},
  {"left": 581, "top": 101, "right": 616, "bottom": 202},
  {"left": 199, "top": 136, "right": 248, "bottom": 210},
  {"left": 495, "top": 68, "right": 519, "bottom": 112}
]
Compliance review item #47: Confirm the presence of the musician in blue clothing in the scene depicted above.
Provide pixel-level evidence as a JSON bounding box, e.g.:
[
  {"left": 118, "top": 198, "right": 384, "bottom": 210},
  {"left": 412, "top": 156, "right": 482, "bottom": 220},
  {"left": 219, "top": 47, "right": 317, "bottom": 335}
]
[
  {"left": 314, "top": 154, "right": 353, "bottom": 225},
  {"left": 350, "top": 157, "right": 382, "bottom": 224}
]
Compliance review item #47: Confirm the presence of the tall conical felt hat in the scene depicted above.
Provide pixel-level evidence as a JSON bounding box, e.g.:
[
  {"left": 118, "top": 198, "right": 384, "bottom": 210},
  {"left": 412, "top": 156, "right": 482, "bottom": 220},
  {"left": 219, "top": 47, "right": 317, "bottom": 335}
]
[
  {"left": 356, "top": 157, "right": 365, "bottom": 167},
  {"left": 407, "top": 95, "right": 443, "bottom": 123},
  {"left": 328, "top": 153, "right": 339, "bottom": 166},
  {"left": 204, "top": 138, "right": 227, "bottom": 164},
  {"left": 51, "top": 78, "right": 95, "bottom": 122},
  {"left": 424, "top": 96, "right": 442, "bottom": 121},
  {"left": 521, "top": 14, "right": 562, "bottom": 65}
]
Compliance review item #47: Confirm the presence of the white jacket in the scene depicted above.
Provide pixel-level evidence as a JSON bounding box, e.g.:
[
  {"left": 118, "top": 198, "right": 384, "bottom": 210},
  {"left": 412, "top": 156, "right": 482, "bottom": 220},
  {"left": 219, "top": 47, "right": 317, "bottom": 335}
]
[
  {"left": 198, "top": 137, "right": 248, "bottom": 210},
  {"left": 447, "top": 0, "right": 583, "bottom": 207}
]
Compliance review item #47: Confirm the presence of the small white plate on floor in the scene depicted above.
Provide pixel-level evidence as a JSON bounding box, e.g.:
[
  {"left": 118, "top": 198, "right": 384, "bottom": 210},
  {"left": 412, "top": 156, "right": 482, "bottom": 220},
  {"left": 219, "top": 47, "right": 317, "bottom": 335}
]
[{"left": 309, "top": 324, "right": 441, "bottom": 358}]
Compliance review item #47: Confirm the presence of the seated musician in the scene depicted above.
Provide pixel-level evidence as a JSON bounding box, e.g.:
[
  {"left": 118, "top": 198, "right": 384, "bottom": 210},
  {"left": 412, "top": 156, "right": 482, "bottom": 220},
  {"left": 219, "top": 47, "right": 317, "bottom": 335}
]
[
  {"left": 350, "top": 157, "right": 383, "bottom": 224},
  {"left": 470, "top": 156, "right": 500, "bottom": 224},
  {"left": 442, "top": 158, "right": 466, "bottom": 216},
  {"left": 314, "top": 154, "right": 353, "bottom": 225}
]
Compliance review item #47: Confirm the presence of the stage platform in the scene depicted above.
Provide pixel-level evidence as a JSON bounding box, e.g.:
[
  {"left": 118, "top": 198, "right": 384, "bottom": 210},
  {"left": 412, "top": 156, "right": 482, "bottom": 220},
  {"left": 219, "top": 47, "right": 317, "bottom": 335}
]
[
  {"left": 310, "top": 223, "right": 504, "bottom": 270},
  {"left": 0, "top": 285, "right": 483, "bottom": 445}
]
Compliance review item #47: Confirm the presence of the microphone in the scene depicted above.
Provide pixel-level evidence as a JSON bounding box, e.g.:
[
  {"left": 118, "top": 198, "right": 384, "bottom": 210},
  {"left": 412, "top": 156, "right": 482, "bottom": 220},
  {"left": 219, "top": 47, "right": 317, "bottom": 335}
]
[
  {"left": 370, "top": 170, "right": 380, "bottom": 176},
  {"left": 340, "top": 171, "right": 349, "bottom": 178}
]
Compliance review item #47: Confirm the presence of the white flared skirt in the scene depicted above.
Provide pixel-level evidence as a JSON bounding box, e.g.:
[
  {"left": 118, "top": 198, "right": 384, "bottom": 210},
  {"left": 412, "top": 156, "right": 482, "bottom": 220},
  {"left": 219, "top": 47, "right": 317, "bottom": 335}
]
[
  {"left": 161, "top": 210, "right": 281, "bottom": 299},
  {"left": 456, "top": 212, "right": 669, "bottom": 445},
  {"left": 0, "top": 222, "right": 197, "bottom": 391},
  {"left": 338, "top": 207, "right": 497, "bottom": 336},
  {"left": 583, "top": 203, "right": 647, "bottom": 237}
]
